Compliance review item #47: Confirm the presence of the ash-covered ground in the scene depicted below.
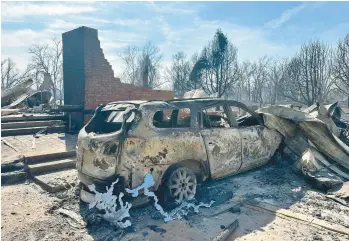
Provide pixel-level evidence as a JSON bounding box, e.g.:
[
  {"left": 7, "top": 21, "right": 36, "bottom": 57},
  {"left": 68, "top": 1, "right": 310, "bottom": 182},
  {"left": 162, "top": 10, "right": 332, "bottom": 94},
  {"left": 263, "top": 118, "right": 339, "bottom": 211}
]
[{"left": 2, "top": 153, "right": 349, "bottom": 241}]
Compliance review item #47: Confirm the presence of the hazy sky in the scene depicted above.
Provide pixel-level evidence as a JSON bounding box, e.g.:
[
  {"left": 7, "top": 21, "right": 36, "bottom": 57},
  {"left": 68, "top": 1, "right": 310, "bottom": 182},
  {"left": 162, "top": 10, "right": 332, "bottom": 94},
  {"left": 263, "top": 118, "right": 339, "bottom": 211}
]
[{"left": 2, "top": 1, "right": 349, "bottom": 78}]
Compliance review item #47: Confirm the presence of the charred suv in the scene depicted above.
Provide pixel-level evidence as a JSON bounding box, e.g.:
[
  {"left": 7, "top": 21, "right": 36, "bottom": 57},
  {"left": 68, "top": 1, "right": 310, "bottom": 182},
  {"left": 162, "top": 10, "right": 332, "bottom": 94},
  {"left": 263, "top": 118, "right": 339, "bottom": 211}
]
[{"left": 77, "top": 98, "right": 282, "bottom": 204}]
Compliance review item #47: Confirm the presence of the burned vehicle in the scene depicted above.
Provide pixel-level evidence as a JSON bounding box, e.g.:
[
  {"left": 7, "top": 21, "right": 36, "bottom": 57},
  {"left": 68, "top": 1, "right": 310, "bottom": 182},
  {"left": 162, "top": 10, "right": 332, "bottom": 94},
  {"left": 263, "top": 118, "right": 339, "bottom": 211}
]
[{"left": 77, "top": 98, "right": 282, "bottom": 204}]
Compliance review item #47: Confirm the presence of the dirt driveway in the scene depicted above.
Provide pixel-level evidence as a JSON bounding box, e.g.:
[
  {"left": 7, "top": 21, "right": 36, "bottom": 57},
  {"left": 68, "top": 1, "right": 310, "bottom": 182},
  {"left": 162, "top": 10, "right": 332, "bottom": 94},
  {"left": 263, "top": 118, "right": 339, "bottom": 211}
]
[{"left": 2, "top": 154, "right": 349, "bottom": 241}]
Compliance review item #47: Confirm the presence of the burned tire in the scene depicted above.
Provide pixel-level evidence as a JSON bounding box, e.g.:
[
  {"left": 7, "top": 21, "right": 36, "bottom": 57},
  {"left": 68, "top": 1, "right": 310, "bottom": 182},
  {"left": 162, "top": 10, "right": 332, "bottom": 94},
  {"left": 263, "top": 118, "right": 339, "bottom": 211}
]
[{"left": 161, "top": 167, "right": 197, "bottom": 207}]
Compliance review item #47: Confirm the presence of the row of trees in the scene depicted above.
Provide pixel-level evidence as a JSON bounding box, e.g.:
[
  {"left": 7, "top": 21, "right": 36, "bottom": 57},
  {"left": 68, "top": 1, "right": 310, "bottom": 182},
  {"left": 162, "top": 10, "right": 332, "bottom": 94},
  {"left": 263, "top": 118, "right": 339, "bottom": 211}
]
[
  {"left": 164, "top": 30, "right": 349, "bottom": 106},
  {"left": 3, "top": 29, "right": 348, "bottom": 106}
]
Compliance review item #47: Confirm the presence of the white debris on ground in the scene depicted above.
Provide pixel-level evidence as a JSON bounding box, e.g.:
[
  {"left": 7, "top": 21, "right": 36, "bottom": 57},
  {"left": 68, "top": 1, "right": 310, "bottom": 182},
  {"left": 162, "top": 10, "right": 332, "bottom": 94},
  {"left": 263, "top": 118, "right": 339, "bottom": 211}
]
[
  {"left": 126, "top": 173, "right": 215, "bottom": 222},
  {"left": 168, "top": 200, "right": 215, "bottom": 220},
  {"left": 88, "top": 173, "right": 215, "bottom": 228},
  {"left": 126, "top": 173, "right": 173, "bottom": 222},
  {"left": 87, "top": 179, "right": 132, "bottom": 228}
]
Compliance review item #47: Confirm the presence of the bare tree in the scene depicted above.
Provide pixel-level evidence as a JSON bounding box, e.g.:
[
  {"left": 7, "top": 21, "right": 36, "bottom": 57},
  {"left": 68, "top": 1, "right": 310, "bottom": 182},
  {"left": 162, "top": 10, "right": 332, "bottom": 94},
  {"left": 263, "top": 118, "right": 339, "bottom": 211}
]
[
  {"left": 232, "top": 61, "right": 253, "bottom": 101},
  {"left": 166, "top": 51, "right": 191, "bottom": 96},
  {"left": 117, "top": 46, "right": 139, "bottom": 85},
  {"left": 268, "top": 58, "right": 288, "bottom": 104},
  {"left": 195, "top": 29, "right": 239, "bottom": 98},
  {"left": 334, "top": 33, "right": 349, "bottom": 96},
  {"left": 166, "top": 52, "right": 202, "bottom": 96},
  {"left": 282, "top": 40, "right": 334, "bottom": 106},
  {"left": 137, "top": 41, "right": 165, "bottom": 89},
  {"left": 119, "top": 42, "right": 165, "bottom": 89},
  {"left": 250, "top": 56, "right": 271, "bottom": 105},
  {"left": 1, "top": 58, "right": 31, "bottom": 89},
  {"left": 190, "top": 52, "right": 199, "bottom": 66},
  {"left": 28, "top": 38, "right": 63, "bottom": 103}
]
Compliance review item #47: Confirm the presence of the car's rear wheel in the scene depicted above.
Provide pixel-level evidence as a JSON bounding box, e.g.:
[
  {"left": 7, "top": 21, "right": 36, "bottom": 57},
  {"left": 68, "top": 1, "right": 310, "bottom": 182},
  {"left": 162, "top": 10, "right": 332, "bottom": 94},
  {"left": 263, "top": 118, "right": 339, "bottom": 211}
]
[{"left": 162, "top": 166, "right": 197, "bottom": 206}]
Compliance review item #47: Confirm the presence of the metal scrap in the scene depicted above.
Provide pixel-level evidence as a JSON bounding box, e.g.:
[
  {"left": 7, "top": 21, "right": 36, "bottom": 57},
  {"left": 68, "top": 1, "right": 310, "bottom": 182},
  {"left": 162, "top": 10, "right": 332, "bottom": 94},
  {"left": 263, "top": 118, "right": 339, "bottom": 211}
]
[
  {"left": 1, "top": 138, "right": 19, "bottom": 152},
  {"left": 1, "top": 79, "right": 33, "bottom": 107},
  {"left": 257, "top": 103, "right": 349, "bottom": 190},
  {"left": 212, "top": 218, "right": 239, "bottom": 241}
]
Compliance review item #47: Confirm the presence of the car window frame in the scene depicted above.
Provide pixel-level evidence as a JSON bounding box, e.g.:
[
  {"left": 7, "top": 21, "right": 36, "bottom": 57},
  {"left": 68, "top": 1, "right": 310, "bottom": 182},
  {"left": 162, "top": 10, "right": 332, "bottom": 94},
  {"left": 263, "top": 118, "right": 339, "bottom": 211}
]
[
  {"left": 150, "top": 104, "right": 194, "bottom": 131},
  {"left": 197, "top": 101, "right": 239, "bottom": 129},
  {"left": 226, "top": 101, "right": 263, "bottom": 127}
]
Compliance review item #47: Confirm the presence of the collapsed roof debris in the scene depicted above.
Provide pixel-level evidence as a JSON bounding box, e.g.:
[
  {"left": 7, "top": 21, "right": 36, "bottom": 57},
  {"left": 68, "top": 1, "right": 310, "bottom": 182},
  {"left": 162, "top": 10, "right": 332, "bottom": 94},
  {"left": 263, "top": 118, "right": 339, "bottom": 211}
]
[
  {"left": 3, "top": 90, "right": 52, "bottom": 109},
  {"left": 1, "top": 75, "right": 56, "bottom": 116},
  {"left": 0, "top": 78, "right": 51, "bottom": 116},
  {"left": 1, "top": 79, "right": 34, "bottom": 107},
  {"left": 300, "top": 148, "right": 345, "bottom": 189},
  {"left": 257, "top": 102, "right": 349, "bottom": 191}
]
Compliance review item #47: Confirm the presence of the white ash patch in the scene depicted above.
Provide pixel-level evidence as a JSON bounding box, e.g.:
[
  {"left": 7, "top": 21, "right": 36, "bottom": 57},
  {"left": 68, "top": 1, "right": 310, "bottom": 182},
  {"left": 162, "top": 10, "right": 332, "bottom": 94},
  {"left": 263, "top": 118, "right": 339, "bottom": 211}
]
[
  {"left": 88, "top": 173, "right": 215, "bottom": 228},
  {"left": 88, "top": 179, "right": 132, "bottom": 228}
]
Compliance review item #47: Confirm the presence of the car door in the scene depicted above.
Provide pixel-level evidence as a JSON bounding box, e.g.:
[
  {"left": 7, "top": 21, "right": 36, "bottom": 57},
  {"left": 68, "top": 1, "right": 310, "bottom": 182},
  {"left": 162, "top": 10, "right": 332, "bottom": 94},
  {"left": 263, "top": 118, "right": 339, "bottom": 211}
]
[
  {"left": 199, "top": 103, "right": 242, "bottom": 179},
  {"left": 239, "top": 125, "right": 271, "bottom": 171},
  {"left": 230, "top": 103, "right": 279, "bottom": 172}
]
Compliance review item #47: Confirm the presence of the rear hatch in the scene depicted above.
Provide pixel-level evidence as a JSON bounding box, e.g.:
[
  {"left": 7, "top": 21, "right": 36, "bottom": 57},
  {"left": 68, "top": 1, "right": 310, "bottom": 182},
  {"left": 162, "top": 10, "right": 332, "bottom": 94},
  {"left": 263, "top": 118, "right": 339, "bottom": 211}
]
[{"left": 77, "top": 103, "right": 140, "bottom": 180}]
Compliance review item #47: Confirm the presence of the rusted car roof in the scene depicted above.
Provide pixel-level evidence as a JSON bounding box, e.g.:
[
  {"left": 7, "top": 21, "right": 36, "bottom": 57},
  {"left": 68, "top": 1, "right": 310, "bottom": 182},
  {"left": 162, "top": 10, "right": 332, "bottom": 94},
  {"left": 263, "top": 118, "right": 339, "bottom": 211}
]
[
  {"left": 104, "top": 98, "right": 262, "bottom": 124},
  {"left": 106, "top": 98, "right": 255, "bottom": 110}
]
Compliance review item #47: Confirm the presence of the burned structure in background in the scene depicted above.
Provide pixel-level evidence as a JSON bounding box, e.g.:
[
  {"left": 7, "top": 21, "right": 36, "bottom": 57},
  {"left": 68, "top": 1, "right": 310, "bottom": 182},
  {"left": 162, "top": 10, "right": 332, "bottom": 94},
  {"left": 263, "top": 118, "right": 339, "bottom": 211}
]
[
  {"left": 1, "top": 75, "right": 53, "bottom": 112},
  {"left": 62, "top": 26, "right": 174, "bottom": 130}
]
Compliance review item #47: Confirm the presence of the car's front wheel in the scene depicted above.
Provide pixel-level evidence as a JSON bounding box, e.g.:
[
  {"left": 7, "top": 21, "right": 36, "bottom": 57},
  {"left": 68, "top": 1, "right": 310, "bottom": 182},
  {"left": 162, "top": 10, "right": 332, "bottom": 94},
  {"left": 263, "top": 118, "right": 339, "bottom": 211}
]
[{"left": 165, "top": 166, "right": 197, "bottom": 203}]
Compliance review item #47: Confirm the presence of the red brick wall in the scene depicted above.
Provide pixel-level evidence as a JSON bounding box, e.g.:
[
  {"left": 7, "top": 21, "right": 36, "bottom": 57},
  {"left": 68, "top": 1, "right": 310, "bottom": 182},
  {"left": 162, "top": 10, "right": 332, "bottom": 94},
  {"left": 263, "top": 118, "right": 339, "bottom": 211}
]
[{"left": 82, "top": 27, "right": 174, "bottom": 111}]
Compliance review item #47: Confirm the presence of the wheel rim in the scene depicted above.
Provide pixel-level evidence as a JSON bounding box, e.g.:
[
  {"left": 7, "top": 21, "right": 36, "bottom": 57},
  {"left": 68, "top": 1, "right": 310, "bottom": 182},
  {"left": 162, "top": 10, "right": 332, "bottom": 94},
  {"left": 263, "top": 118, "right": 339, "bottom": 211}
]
[{"left": 169, "top": 168, "right": 197, "bottom": 202}]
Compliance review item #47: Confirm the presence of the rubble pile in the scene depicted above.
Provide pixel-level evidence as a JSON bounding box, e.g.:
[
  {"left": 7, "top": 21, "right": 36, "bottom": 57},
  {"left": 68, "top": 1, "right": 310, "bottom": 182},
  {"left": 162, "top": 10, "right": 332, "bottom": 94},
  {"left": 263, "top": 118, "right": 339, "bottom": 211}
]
[
  {"left": 1, "top": 77, "right": 58, "bottom": 116},
  {"left": 257, "top": 102, "right": 349, "bottom": 191}
]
